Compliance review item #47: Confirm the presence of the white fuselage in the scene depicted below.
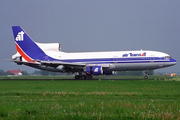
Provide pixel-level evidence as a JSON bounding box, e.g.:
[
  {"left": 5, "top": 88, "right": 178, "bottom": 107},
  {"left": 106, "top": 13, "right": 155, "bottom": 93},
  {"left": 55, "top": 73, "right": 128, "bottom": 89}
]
[
  {"left": 38, "top": 49, "right": 176, "bottom": 71},
  {"left": 13, "top": 45, "right": 177, "bottom": 72}
]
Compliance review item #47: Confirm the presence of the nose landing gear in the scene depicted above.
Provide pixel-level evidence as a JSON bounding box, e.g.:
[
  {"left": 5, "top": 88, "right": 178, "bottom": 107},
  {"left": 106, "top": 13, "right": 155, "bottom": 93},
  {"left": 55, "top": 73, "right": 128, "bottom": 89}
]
[{"left": 144, "top": 72, "right": 148, "bottom": 79}]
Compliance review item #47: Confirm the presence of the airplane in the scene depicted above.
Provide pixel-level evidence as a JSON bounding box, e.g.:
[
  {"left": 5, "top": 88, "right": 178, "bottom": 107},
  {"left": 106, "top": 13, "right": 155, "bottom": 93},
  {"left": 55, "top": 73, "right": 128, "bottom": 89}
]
[{"left": 10, "top": 26, "right": 177, "bottom": 79}]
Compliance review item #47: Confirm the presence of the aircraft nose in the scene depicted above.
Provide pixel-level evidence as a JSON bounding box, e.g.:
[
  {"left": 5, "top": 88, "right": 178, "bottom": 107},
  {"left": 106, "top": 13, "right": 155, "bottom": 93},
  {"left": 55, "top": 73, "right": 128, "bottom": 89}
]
[{"left": 171, "top": 58, "right": 177, "bottom": 65}]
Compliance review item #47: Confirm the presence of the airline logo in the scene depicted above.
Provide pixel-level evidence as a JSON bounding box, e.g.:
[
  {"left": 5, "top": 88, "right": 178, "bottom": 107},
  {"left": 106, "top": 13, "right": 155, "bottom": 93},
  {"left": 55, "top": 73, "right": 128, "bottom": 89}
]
[
  {"left": 122, "top": 52, "right": 146, "bottom": 57},
  {"left": 94, "top": 67, "right": 98, "bottom": 72},
  {"left": 15, "top": 31, "right": 24, "bottom": 41}
]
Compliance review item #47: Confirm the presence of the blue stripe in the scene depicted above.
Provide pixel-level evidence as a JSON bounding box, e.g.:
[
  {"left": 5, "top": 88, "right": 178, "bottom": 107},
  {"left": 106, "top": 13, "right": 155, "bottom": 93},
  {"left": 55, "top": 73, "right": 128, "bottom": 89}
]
[
  {"left": 51, "top": 57, "right": 174, "bottom": 64},
  {"left": 60, "top": 57, "right": 165, "bottom": 62}
]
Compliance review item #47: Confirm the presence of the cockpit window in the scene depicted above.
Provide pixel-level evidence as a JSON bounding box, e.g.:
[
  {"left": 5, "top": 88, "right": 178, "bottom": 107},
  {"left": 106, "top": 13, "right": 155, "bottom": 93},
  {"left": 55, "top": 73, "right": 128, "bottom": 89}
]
[{"left": 165, "top": 56, "right": 171, "bottom": 59}]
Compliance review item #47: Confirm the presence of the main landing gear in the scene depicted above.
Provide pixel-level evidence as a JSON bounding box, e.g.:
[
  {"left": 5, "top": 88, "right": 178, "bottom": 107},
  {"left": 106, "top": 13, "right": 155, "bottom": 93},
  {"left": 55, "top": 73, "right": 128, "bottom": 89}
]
[{"left": 75, "top": 72, "right": 93, "bottom": 80}]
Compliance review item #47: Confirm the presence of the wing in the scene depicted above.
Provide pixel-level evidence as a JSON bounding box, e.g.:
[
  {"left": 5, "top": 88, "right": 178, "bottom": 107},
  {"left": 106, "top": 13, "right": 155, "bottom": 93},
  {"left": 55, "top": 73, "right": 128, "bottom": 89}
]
[
  {"left": 7, "top": 59, "right": 111, "bottom": 72},
  {"left": 40, "top": 60, "right": 111, "bottom": 68}
]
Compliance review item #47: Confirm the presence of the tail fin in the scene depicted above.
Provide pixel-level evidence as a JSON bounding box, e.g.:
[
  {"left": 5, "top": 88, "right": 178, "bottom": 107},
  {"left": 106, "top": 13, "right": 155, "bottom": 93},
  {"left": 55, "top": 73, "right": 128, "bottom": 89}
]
[{"left": 12, "top": 26, "right": 47, "bottom": 62}]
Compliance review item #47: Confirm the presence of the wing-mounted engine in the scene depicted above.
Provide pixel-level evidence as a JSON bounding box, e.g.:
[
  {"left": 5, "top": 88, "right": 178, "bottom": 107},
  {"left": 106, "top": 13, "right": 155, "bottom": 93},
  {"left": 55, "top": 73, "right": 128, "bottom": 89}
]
[
  {"left": 86, "top": 66, "right": 115, "bottom": 75},
  {"left": 86, "top": 66, "right": 103, "bottom": 75},
  {"left": 35, "top": 65, "right": 64, "bottom": 72}
]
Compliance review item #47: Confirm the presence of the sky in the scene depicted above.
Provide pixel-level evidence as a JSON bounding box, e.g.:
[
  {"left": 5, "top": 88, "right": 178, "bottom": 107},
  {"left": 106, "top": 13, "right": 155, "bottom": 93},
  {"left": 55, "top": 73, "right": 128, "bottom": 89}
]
[{"left": 0, "top": 1, "right": 179, "bottom": 73}]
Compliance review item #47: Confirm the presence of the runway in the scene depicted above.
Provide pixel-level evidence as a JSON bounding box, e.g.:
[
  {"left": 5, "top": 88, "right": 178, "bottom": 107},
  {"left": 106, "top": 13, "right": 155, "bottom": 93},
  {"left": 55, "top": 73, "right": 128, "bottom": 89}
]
[{"left": 0, "top": 78, "right": 155, "bottom": 81}]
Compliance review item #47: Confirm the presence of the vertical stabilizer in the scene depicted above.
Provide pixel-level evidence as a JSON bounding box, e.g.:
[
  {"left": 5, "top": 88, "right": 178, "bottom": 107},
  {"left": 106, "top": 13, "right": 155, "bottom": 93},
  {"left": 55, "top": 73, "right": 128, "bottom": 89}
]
[{"left": 12, "top": 26, "right": 47, "bottom": 61}]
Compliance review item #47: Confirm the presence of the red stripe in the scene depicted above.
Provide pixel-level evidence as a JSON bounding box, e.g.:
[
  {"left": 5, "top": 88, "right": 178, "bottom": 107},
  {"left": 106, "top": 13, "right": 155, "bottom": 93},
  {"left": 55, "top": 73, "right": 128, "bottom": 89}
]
[{"left": 15, "top": 43, "right": 35, "bottom": 63}]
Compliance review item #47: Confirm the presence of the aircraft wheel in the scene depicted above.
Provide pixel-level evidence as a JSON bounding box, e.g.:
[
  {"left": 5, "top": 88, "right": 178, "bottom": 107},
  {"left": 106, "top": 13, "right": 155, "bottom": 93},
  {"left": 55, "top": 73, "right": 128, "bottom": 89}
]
[
  {"left": 144, "top": 75, "right": 148, "bottom": 79},
  {"left": 75, "top": 75, "right": 80, "bottom": 80},
  {"left": 86, "top": 75, "right": 93, "bottom": 80},
  {"left": 81, "top": 75, "right": 87, "bottom": 79}
]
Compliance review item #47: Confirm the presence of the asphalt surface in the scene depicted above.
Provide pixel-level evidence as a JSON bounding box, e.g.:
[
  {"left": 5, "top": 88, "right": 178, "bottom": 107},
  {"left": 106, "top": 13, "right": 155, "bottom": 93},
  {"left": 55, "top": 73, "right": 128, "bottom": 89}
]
[{"left": 0, "top": 78, "right": 154, "bottom": 81}]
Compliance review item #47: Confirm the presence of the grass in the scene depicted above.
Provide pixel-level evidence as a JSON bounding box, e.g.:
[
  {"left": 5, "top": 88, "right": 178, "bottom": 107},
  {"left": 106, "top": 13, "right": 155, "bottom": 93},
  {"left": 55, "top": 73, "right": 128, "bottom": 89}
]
[{"left": 0, "top": 76, "right": 180, "bottom": 119}]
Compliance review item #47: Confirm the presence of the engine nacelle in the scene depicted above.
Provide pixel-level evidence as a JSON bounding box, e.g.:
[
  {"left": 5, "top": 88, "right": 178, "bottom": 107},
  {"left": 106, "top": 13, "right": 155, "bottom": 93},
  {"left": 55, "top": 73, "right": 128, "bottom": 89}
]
[
  {"left": 103, "top": 71, "right": 115, "bottom": 75},
  {"left": 86, "top": 66, "right": 103, "bottom": 75},
  {"left": 33, "top": 65, "right": 64, "bottom": 72},
  {"left": 36, "top": 43, "right": 61, "bottom": 52},
  {"left": 56, "top": 65, "right": 64, "bottom": 71}
]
